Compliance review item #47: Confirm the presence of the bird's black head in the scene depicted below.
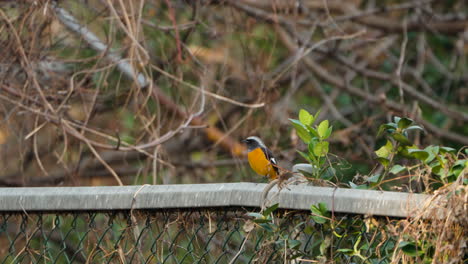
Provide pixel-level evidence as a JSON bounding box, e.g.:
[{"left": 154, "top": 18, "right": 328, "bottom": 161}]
[{"left": 243, "top": 136, "right": 266, "bottom": 152}]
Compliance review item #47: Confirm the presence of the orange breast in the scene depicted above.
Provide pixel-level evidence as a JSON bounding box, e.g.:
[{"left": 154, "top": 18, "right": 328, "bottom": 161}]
[{"left": 247, "top": 147, "right": 277, "bottom": 179}]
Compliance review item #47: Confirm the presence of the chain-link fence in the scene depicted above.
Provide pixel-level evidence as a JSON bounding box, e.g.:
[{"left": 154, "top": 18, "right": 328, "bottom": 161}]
[{"left": 1, "top": 209, "right": 398, "bottom": 264}]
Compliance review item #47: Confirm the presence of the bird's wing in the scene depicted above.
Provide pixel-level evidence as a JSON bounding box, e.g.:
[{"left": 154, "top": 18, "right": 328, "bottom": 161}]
[{"left": 263, "top": 147, "right": 279, "bottom": 174}]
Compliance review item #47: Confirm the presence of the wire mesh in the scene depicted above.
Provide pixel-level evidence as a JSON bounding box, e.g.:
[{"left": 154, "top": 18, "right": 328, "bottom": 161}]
[{"left": 0, "top": 208, "right": 399, "bottom": 264}]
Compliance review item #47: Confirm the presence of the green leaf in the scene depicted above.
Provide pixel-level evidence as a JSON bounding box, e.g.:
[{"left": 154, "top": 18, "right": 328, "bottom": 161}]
[
  {"left": 308, "top": 141, "right": 316, "bottom": 155},
  {"left": 391, "top": 133, "right": 412, "bottom": 146},
  {"left": 349, "top": 182, "right": 368, "bottom": 189},
  {"left": 297, "top": 150, "right": 312, "bottom": 163},
  {"left": 288, "top": 239, "right": 302, "bottom": 249},
  {"left": 440, "top": 146, "right": 456, "bottom": 154},
  {"left": 389, "top": 165, "right": 406, "bottom": 174},
  {"left": 321, "top": 167, "right": 335, "bottom": 180},
  {"left": 262, "top": 203, "right": 279, "bottom": 216},
  {"left": 408, "top": 149, "right": 429, "bottom": 161},
  {"left": 397, "top": 145, "right": 418, "bottom": 159},
  {"left": 376, "top": 157, "right": 390, "bottom": 167},
  {"left": 398, "top": 241, "right": 420, "bottom": 257},
  {"left": 254, "top": 218, "right": 272, "bottom": 224},
  {"left": 299, "top": 168, "right": 318, "bottom": 178},
  {"left": 318, "top": 202, "right": 328, "bottom": 213},
  {"left": 311, "top": 204, "right": 327, "bottom": 224},
  {"left": 367, "top": 174, "right": 381, "bottom": 183},
  {"left": 305, "top": 124, "right": 319, "bottom": 138},
  {"left": 299, "top": 109, "right": 313, "bottom": 126},
  {"left": 290, "top": 119, "right": 312, "bottom": 143},
  {"left": 406, "top": 125, "right": 424, "bottom": 132},
  {"left": 378, "top": 123, "right": 397, "bottom": 137},
  {"left": 397, "top": 117, "right": 413, "bottom": 129},
  {"left": 424, "top": 145, "right": 439, "bottom": 163},
  {"left": 313, "top": 141, "right": 329, "bottom": 157},
  {"left": 275, "top": 239, "right": 285, "bottom": 247},
  {"left": 247, "top": 213, "right": 265, "bottom": 219},
  {"left": 375, "top": 140, "right": 392, "bottom": 158},
  {"left": 311, "top": 215, "right": 327, "bottom": 224},
  {"left": 313, "top": 109, "right": 321, "bottom": 121},
  {"left": 452, "top": 168, "right": 463, "bottom": 178},
  {"left": 323, "top": 126, "right": 333, "bottom": 140},
  {"left": 431, "top": 164, "right": 441, "bottom": 174},
  {"left": 453, "top": 159, "right": 467, "bottom": 167},
  {"left": 317, "top": 120, "right": 329, "bottom": 139},
  {"left": 259, "top": 223, "right": 275, "bottom": 231}
]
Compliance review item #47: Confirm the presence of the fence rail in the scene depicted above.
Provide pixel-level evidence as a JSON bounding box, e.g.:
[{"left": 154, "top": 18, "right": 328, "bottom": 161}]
[{"left": 0, "top": 183, "right": 430, "bottom": 217}]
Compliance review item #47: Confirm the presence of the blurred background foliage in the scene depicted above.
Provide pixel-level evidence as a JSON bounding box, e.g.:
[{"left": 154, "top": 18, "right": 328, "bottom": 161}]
[{"left": 0, "top": 0, "right": 467, "bottom": 187}]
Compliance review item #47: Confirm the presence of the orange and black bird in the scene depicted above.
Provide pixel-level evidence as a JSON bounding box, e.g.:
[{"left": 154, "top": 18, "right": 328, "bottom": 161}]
[{"left": 243, "top": 136, "right": 278, "bottom": 180}]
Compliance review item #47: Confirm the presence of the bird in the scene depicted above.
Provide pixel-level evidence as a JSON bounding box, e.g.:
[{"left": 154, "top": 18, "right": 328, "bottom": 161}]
[{"left": 243, "top": 136, "right": 279, "bottom": 180}]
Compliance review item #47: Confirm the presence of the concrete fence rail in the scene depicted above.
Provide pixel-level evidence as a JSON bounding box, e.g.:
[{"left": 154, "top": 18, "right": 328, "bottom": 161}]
[{"left": 0, "top": 183, "right": 432, "bottom": 218}]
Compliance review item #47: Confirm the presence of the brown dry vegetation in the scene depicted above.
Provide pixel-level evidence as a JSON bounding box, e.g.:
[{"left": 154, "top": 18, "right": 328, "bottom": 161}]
[{"left": 0, "top": 0, "right": 466, "bottom": 189}]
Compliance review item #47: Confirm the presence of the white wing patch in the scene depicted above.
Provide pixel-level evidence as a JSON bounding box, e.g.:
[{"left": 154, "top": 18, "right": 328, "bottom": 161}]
[{"left": 270, "top": 157, "right": 277, "bottom": 165}]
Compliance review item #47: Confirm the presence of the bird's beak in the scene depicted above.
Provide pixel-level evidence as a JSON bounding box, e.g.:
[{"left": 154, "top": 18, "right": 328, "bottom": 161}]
[{"left": 241, "top": 139, "right": 247, "bottom": 143}]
